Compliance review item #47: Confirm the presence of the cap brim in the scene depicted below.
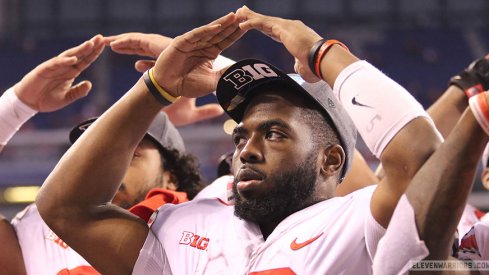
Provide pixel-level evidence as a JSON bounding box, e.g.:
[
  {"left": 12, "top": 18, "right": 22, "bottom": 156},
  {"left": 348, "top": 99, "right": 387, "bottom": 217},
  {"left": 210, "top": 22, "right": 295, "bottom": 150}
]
[{"left": 69, "top": 118, "right": 97, "bottom": 144}]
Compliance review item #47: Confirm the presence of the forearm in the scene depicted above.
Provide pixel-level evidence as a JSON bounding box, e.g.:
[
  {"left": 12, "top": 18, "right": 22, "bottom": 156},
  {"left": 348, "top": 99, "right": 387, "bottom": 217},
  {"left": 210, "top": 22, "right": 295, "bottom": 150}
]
[
  {"left": 318, "top": 44, "right": 360, "bottom": 87},
  {"left": 427, "top": 85, "right": 468, "bottom": 138},
  {"left": 407, "top": 107, "right": 488, "bottom": 259},
  {"left": 37, "top": 78, "right": 162, "bottom": 222}
]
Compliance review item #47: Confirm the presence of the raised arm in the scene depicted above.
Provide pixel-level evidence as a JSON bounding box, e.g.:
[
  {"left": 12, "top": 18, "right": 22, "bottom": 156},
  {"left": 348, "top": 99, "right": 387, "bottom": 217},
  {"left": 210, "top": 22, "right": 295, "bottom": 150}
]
[
  {"left": 237, "top": 6, "right": 442, "bottom": 227},
  {"left": 428, "top": 55, "right": 489, "bottom": 138},
  {"left": 0, "top": 35, "right": 105, "bottom": 153},
  {"left": 36, "top": 13, "right": 245, "bottom": 275},
  {"left": 372, "top": 56, "right": 489, "bottom": 274}
]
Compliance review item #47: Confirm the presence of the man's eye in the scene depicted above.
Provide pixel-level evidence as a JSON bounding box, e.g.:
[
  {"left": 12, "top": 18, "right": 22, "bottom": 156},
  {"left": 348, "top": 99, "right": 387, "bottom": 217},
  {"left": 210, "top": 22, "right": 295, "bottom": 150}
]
[
  {"left": 266, "top": 131, "right": 284, "bottom": 140},
  {"left": 233, "top": 135, "right": 246, "bottom": 147}
]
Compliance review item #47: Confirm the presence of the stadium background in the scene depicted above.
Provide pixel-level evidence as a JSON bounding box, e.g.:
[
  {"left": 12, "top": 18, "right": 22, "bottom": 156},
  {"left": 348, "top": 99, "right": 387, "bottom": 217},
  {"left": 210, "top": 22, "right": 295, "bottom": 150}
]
[{"left": 0, "top": 0, "right": 488, "bottom": 218}]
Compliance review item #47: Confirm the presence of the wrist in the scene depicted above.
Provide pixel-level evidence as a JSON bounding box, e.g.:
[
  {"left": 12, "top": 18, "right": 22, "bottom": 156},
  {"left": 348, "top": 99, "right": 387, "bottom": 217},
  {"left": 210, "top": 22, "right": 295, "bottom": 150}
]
[
  {"left": 143, "top": 68, "right": 180, "bottom": 106},
  {"left": 0, "top": 87, "right": 38, "bottom": 145},
  {"left": 308, "top": 39, "right": 350, "bottom": 80},
  {"left": 449, "top": 72, "right": 484, "bottom": 99}
]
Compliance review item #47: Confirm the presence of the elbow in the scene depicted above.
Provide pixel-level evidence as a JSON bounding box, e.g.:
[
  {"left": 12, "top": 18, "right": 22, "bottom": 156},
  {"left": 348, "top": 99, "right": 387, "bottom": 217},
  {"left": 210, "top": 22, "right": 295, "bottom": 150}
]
[
  {"left": 35, "top": 183, "right": 69, "bottom": 234},
  {"left": 380, "top": 118, "right": 443, "bottom": 182}
]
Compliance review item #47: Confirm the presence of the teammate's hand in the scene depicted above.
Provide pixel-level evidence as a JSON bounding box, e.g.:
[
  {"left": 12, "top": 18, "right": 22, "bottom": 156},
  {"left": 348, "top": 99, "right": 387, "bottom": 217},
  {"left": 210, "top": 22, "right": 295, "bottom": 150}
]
[
  {"left": 450, "top": 54, "right": 489, "bottom": 95},
  {"left": 236, "top": 6, "right": 322, "bottom": 82},
  {"left": 104, "top": 33, "right": 173, "bottom": 73},
  {"left": 151, "top": 12, "right": 246, "bottom": 98},
  {"left": 14, "top": 35, "right": 105, "bottom": 112},
  {"left": 162, "top": 97, "right": 224, "bottom": 126}
]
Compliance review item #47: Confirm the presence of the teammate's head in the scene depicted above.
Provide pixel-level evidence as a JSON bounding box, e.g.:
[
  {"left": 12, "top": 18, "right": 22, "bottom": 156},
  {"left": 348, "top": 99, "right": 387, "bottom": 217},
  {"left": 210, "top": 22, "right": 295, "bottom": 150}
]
[
  {"left": 217, "top": 151, "right": 233, "bottom": 177},
  {"left": 69, "top": 112, "right": 205, "bottom": 208},
  {"left": 216, "top": 59, "right": 356, "bottom": 227}
]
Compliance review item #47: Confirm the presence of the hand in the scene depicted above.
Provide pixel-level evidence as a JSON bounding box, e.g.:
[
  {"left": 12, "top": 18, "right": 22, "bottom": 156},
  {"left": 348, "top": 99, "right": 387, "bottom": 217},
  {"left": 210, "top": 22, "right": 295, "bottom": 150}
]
[
  {"left": 236, "top": 6, "right": 322, "bottom": 82},
  {"left": 163, "top": 97, "right": 224, "bottom": 126},
  {"left": 151, "top": 12, "right": 246, "bottom": 98},
  {"left": 104, "top": 33, "right": 173, "bottom": 72},
  {"left": 14, "top": 35, "right": 105, "bottom": 112}
]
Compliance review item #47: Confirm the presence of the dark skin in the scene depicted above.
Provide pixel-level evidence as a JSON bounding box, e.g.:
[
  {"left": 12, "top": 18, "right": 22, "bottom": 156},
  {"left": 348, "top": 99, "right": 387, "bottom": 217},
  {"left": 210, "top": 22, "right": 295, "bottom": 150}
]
[
  {"left": 0, "top": 214, "right": 26, "bottom": 275},
  {"left": 36, "top": 13, "right": 247, "bottom": 275},
  {"left": 231, "top": 90, "right": 344, "bottom": 238}
]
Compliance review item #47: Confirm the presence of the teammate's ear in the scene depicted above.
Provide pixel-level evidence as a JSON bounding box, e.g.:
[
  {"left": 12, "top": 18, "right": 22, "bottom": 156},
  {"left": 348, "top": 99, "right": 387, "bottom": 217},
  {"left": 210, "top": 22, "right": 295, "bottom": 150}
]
[
  {"left": 320, "top": 144, "right": 345, "bottom": 177},
  {"left": 163, "top": 171, "right": 179, "bottom": 191}
]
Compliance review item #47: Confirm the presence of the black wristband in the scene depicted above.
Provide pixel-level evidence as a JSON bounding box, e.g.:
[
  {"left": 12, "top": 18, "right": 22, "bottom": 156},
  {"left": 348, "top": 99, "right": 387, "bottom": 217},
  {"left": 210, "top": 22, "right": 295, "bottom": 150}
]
[
  {"left": 143, "top": 70, "right": 173, "bottom": 106},
  {"left": 308, "top": 38, "right": 326, "bottom": 75}
]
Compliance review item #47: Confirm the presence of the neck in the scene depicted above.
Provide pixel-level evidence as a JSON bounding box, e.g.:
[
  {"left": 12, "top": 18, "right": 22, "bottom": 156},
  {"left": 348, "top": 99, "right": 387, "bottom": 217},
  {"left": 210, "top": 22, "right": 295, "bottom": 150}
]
[{"left": 259, "top": 221, "right": 281, "bottom": 240}]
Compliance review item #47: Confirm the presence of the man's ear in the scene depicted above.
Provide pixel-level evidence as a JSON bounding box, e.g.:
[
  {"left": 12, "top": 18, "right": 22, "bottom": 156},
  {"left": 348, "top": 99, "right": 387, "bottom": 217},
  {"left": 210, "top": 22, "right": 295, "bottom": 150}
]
[
  {"left": 163, "top": 171, "right": 179, "bottom": 191},
  {"left": 481, "top": 168, "right": 489, "bottom": 190},
  {"left": 319, "top": 144, "right": 345, "bottom": 177}
]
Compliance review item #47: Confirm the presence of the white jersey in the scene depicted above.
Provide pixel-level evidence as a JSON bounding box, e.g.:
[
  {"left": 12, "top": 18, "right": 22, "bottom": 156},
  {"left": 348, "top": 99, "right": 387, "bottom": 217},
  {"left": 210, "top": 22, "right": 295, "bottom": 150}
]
[
  {"left": 457, "top": 204, "right": 486, "bottom": 244},
  {"left": 133, "top": 185, "right": 384, "bottom": 274},
  {"left": 194, "top": 175, "right": 233, "bottom": 202},
  {"left": 11, "top": 204, "right": 99, "bottom": 275},
  {"left": 458, "top": 218, "right": 489, "bottom": 275}
]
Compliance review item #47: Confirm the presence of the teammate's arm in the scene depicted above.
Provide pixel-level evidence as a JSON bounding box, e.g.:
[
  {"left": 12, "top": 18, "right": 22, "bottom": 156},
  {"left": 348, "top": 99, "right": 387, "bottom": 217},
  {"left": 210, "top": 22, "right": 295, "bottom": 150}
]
[
  {"left": 0, "top": 214, "right": 25, "bottom": 275},
  {"left": 428, "top": 55, "right": 489, "bottom": 138},
  {"left": 36, "top": 13, "right": 246, "bottom": 274},
  {"left": 0, "top": 34, "right": 104, "bottom": 153},
  {"left": 373, "top": 94, "right": 489, "bottom": 273},
  {"left": 373, "top": 57, "right": 489, "bottom": 274}
]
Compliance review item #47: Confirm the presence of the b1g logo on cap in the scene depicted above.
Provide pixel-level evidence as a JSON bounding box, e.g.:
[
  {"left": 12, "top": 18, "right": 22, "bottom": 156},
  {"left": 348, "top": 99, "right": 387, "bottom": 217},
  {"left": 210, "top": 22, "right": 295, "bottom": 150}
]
[{"left": 224, "top": 63, "right": 279, "bottom": 90}]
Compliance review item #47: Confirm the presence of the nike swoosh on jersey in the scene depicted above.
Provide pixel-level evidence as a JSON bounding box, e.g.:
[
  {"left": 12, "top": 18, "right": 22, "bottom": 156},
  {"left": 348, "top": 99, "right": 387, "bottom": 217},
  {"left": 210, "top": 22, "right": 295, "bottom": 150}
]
[
  {"left": 351, "top": 97, "right": 373, "bottom": 108},
  {"left": 290, "top": 232, "right": 324, "bottom": 250}
]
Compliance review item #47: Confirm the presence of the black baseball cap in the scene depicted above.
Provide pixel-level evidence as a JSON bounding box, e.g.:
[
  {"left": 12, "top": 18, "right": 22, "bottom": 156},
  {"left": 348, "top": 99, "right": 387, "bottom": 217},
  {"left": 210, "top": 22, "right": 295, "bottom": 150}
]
[
  {"left": 69, "top": 112, "right": 185, "bottom": 153},
  {"left": 216, "top": 59, "right": 357, "bottom": 180}
]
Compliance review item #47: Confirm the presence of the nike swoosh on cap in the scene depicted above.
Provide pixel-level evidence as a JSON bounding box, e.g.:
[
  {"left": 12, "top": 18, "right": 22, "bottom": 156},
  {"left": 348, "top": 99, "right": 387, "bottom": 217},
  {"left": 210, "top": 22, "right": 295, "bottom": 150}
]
[{"left": 290, "top": 232, "right": 324, "bottom": 251}]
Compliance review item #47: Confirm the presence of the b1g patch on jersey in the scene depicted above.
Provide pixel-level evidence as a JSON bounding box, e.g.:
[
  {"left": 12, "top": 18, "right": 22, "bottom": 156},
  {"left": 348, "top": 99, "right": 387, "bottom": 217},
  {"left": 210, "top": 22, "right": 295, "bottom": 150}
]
[
  {"left": 45, "top": 230, "right": 69, "bottom": 249},
  {"left": 179, "top": 231, "right": 210, "bottom": 251}
]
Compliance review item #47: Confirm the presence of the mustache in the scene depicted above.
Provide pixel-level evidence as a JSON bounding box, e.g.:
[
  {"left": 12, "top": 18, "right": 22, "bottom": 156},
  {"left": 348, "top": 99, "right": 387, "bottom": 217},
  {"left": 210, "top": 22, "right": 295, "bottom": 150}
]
[{"left": 235, "top": 165, "right": 266, "bottom": 182}]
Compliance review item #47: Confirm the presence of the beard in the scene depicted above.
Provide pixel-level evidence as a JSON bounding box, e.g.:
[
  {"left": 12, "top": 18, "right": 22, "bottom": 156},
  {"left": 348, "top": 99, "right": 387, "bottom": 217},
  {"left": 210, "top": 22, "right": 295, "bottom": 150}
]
[{"left": 233, "top": 153, "right": 318, "bottom": 224}]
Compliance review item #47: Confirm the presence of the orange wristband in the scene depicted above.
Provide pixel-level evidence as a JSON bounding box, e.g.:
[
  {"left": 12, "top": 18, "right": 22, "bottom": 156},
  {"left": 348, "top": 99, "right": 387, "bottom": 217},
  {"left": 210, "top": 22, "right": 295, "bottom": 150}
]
[{"left": 314, "top": 40, "right": 349, "bottom": 79}]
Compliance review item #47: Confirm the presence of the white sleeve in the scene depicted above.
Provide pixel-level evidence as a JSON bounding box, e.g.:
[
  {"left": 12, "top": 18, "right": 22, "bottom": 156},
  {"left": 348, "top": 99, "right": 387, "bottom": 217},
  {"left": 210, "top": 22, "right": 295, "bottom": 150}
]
[
  {"left": 365, "top": 205, "right": 386, "bottom": 261},
  {"left": 0, "top": 87, "right": 37, "bottom": 145},
  {"left": 132, "top": 230, "right": 169, "bottom": 275},
  {"left": 372, "top": 194, "right": 429, "bottom": 275},
  {"left": 333, "top": 61, "right": 434, "bottom": 158}
]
